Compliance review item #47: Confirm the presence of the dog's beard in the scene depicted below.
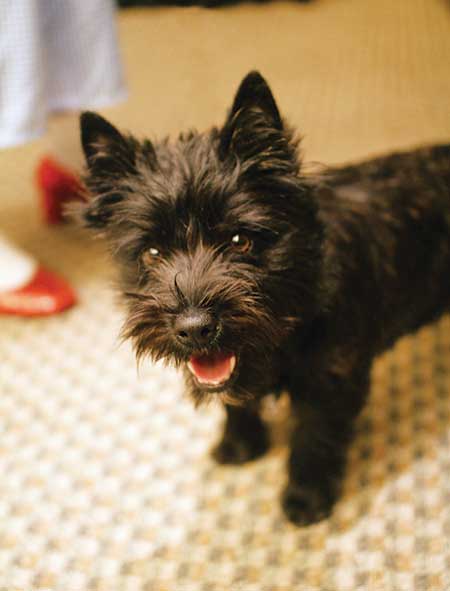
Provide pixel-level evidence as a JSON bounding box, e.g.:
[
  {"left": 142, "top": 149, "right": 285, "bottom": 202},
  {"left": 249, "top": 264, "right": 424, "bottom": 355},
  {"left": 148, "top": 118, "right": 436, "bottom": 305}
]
[{"left": 121, "top": 285, "right": 293, "bottom": 406}]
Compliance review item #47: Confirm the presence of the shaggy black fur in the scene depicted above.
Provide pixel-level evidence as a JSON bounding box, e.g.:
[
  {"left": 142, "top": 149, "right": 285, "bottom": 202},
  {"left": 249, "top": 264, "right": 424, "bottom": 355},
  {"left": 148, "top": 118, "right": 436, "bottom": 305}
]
[{"left": 77, "top": 71, "right": 450, "bottom": 525}]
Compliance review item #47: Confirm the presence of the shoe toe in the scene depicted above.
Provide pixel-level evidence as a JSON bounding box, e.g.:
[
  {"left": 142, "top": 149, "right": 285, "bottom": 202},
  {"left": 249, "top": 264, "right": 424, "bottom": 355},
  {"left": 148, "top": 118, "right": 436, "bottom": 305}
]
[{"left": 0, "top": 266, "right": 77, "bottom": 316}]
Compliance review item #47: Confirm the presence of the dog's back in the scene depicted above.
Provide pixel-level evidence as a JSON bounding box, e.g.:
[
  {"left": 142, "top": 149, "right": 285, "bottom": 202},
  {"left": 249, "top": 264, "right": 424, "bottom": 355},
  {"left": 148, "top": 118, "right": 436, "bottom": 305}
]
[
  {"left": 330, "top": 143, "right": 450, "bottom": 197},
  {"left": 316, "top": 144, "right": 450, "bottom": 352}
]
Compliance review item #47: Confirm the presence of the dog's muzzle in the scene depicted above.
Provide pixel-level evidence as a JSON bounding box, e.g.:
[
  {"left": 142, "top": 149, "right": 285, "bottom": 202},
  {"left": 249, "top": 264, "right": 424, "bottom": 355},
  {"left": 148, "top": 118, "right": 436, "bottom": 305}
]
[{"left": 173, "top": 307, "right": 236, "bottom": 388}]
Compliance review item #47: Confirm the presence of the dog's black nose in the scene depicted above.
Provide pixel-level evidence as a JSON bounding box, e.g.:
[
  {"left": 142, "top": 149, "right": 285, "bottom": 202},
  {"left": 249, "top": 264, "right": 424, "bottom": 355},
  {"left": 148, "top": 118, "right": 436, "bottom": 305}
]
[{"left": 174, "top": 309, "right": 219, "bottom": 348}]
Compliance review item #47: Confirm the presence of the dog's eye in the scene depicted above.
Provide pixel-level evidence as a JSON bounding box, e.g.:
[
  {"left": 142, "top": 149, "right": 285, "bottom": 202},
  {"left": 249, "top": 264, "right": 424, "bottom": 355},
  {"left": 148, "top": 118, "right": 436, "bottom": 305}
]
[
  {"left": 230, "top": 233, "right": 252, "bottom": 254},
  {"left": 141, "top": 247, "right": 161, "bottom": 265}
]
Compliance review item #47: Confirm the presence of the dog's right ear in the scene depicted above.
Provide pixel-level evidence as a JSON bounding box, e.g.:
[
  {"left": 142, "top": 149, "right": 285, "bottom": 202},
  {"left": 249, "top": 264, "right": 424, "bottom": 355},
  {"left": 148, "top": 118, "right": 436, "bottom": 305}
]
[
  {"left": 78, "top": 113, "right": 141, "bottom": 229},
  {"left": 80, "top": 112, "right": 135, "bottom": 174}
]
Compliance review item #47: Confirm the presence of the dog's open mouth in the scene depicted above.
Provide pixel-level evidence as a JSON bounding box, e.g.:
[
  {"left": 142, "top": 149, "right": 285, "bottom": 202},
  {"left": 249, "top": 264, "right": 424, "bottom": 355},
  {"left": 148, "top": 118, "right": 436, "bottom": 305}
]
[{"left": 187, "top": 351, "right": 236, "bottom": 388}]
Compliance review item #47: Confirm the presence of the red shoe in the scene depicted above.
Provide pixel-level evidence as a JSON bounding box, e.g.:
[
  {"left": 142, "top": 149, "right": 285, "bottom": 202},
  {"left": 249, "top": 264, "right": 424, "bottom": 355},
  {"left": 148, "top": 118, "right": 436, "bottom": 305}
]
[
  {"left": 36, "top": 157, "right": 86, "bottom": 224},
  {"left": 0, "top": 266, "right": 77, "bottom": 316}
]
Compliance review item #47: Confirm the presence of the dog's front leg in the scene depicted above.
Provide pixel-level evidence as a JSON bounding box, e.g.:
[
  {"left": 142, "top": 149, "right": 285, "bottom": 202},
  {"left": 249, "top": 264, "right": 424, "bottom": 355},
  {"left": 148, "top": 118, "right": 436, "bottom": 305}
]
[
  {"left": 282, "top": 369, "right": 370, "bottom": 525},
  {"left": 212, "top": 404, "right": 269, "bottom": 465}
]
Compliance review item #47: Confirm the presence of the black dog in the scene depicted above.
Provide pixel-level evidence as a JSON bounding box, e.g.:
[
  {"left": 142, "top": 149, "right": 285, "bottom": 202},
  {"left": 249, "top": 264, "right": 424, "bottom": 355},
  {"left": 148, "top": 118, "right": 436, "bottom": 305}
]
[{"left": 78, "top": 72, "right": 450, "bottom": 525}]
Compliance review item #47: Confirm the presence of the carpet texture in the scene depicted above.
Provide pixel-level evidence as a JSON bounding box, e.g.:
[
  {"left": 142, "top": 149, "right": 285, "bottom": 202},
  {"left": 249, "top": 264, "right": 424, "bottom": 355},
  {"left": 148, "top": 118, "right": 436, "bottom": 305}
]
[{"left": 1, "top": 1, "right": 450, "bottom": 589}]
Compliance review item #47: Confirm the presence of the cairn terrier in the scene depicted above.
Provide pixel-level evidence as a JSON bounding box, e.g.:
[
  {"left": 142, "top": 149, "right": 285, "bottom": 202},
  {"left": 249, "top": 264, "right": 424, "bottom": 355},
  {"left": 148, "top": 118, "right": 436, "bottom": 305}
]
[{"left": 78, "top": 71, "right": 450, "bottom": 524}]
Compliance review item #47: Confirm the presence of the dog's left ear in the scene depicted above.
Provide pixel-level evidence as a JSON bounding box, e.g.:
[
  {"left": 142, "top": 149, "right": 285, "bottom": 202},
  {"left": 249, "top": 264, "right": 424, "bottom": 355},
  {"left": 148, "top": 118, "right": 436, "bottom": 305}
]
[
  {"left": 220, "top": 72, "right": 293, "bottom": 164},
  {"left": 226, "top": 71, "right": 283, "bottom": 130}
]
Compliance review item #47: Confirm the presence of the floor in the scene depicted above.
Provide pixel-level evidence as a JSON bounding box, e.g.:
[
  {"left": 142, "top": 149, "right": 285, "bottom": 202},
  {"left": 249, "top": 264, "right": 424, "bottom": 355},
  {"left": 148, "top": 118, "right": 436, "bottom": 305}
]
[{"left": 1, "top": 0, "right": 450, "bottom": 589}]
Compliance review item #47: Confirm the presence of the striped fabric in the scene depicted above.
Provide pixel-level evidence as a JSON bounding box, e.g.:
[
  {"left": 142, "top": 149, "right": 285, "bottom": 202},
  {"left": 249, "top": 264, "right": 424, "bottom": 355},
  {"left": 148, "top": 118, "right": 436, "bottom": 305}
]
[{"left": 0, "top": 0, "right": 126, "bottom": 148}]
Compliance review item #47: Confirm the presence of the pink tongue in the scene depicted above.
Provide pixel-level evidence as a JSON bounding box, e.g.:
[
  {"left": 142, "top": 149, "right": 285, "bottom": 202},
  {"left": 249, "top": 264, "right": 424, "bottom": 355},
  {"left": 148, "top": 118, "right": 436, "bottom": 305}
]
[{"left": 189, "top": 352, "right": 234, "bottom": 383}]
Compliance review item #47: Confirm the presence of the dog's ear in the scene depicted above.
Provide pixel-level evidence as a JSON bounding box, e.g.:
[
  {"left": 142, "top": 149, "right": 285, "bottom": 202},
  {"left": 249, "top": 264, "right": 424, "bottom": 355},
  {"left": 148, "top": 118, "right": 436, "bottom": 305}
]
[
  {"left": 80, "top": 112, "right": 136, "bottom": 175},
  {"left": 226, "top": 71, "right": 282, "bottom": 130},
  {"left": 219, "top": 72, "right": 295, "bottom": 170},
  {"left": 77, "top": 113, "right": 139, "bottom": 229}
]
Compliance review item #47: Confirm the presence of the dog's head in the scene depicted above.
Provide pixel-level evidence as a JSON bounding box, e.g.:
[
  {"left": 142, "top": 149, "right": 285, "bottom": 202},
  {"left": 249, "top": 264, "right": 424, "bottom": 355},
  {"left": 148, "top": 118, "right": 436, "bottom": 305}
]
[{"left": 78, "top": 72, "right": 324, "bottom": 405}]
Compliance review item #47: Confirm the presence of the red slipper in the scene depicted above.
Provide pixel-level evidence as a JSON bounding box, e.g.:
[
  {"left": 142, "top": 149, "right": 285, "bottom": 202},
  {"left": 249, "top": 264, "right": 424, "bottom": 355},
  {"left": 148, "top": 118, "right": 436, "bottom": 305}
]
[
  {"left": 36, "top": 157, "right": 86, "bottom": 224},
  {"left": 0, "top": 266, "right": 77, "bottom": 316}
]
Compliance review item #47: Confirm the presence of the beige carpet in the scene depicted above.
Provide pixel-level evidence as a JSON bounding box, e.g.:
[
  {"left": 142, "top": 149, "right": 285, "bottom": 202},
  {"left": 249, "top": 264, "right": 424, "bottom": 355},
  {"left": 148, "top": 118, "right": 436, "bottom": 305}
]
[{"left": 1, "top": 0, "right": 450, "bottom": 589}]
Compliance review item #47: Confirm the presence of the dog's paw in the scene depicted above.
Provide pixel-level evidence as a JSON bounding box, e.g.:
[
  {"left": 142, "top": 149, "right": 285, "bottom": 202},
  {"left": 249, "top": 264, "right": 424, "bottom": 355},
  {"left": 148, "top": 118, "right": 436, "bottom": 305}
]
[
  {"left": 281, "top": 482, "right": 334, "bottom": 526},
  {"left": 212, "top": 433, "right": 269, "bottom": 465}
]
